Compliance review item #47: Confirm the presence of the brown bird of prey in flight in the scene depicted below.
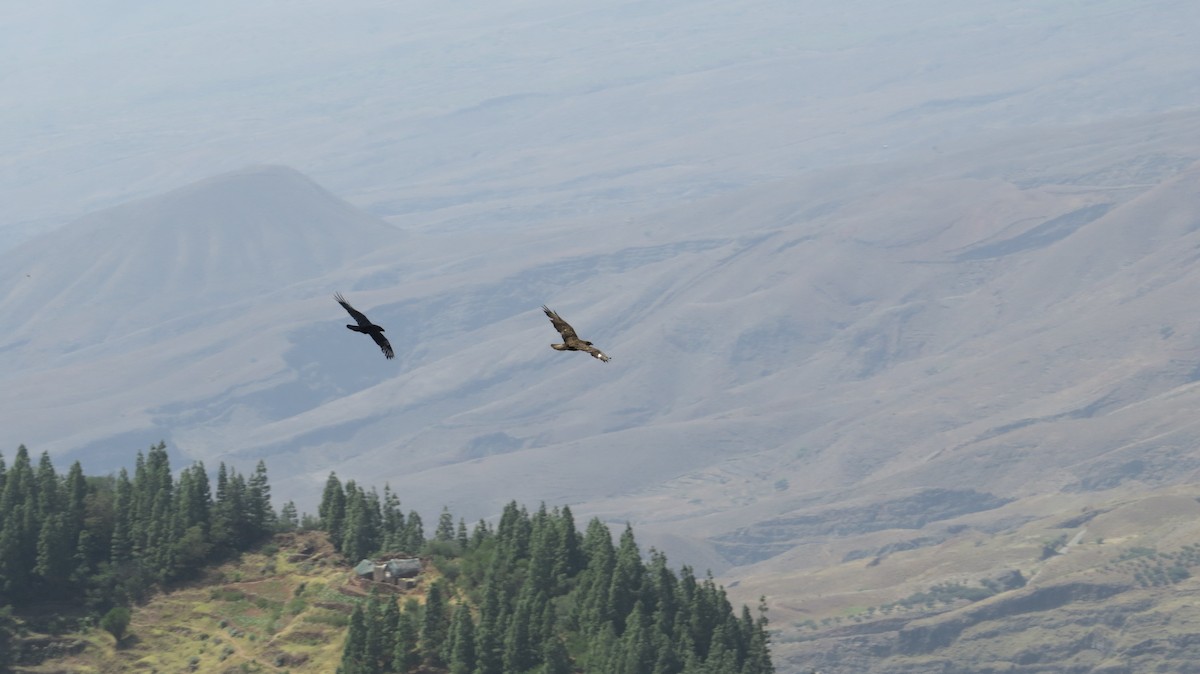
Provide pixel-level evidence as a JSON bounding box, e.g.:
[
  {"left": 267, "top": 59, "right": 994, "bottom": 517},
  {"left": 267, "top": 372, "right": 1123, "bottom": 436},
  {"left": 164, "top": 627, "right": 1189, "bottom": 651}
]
[
  {"left": 335, "top": 292, "right": 394, "bottom": 359},
  {"left": 542, "top": 305, "right": 611, "bottom": 362}
]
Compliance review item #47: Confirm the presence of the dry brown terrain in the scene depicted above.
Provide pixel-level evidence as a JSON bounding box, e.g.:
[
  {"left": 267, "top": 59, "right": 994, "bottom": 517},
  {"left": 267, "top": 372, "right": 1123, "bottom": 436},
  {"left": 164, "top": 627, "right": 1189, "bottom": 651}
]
[{"left": 726, "top": 487, "right": 1200, "bottom": 673}]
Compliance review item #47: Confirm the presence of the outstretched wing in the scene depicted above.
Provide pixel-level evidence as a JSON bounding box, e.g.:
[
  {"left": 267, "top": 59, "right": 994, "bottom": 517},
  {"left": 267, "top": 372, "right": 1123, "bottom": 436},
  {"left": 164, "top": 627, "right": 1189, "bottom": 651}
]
[
  {"left": 582, "top": 344, "right": 611, "bottom": 362},
  {"left": 371, "top": 332, "right": 395, "bottom": 359},
  {"left": 335, "top": 292, "right": 371, "bottom": 328},
  {"left": 542, "top": 305, "right": 580, "bottom": 342}
]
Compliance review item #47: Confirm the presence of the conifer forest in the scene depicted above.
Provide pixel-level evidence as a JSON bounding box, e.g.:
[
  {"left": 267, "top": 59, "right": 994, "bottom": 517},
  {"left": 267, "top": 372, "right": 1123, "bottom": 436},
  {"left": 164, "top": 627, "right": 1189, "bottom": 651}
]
[{"left": 0, "top": 444, "right": 774, "bottom": 673}]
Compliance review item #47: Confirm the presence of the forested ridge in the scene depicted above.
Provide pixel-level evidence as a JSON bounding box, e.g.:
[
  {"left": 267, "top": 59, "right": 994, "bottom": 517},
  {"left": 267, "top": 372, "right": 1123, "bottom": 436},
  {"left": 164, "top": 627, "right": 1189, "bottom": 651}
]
[
  {"left": 0, "top": 443, "right": 285, "bottom": 669},
  {"left": 321, "top": 474, "right": 774, "bottom": 674},
  {"left": 0, "top": 443, "right": 280, "bottom": 609},
  {"left": 0, "top": 446, "right": 774, "bottom": 673}
]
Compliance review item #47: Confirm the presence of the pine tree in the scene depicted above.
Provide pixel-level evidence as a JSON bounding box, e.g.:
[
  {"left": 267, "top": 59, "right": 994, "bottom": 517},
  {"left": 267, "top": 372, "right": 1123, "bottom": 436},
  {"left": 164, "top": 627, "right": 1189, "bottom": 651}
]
[
  {"left": 403, "top": 510, "right": 424, "bottom": 554},
  {"left": 339, "top": 603, "right": 369, "bottom": 674},
  {"left": 247, "top": 460, "right": 275, "bottom": 540},
  {"left": 380, "top": 597, "right": 401, "bottom": 671},
  {"left": 495, "top": 502, "right": 531, "bottom": 571},
  {"left": 583, "top": 622, "right": 618, "bottom": 674},
  {"left": 0, "top": 522, "right": 24, "bottom": 604},
  {"left": 421, "top": 580, "right": 450, "bottom": 668},
  {"left": 472, "top": 579, "right": 506, "bottom": 674},
  {"left": 741, "top": 598, "right": 774, "bottom": 674},
  {"left": 381, "top": 486, "right": 405, "bottom": 551},
  {"left": 222, "top": 471, "right": 249, "bottom": 548},
  {"left": 609, "top": 523, "right": 646, "bottom": 635},
  {"left": 698, "top": 575, "right": 737, "bottom": 661},
  {"left": 537, "top": 594, "right": 558, "bottom": 656},
  {"left": 436, "top": 506, "right": 456, "bottom": 542},
  {"left": 703, "top": 626, "right": 739, "bottom": 674},
  {"left": 448, "top": 603, "right": 477, "bottom": 674},
  {"left": 72, "top": 528, "right": 95, "bottom": 587},
  {"left": 171, "top": 465, "right": 213, "bottom": 575},
  {"left": 393, "top": 603, "right": 421, "bottom": 673},
  {"left": 503, "top": 586, "right": 540, "bottom": 673},
  {"left": 64, "top": 461, "right": 88, "bottom": 551},
  {"left": 541, "top": 633, "right": 572, "bottom": 674},
  {"left": 470, "top": 519, "right": 492, "bottom": 550},
  {"left": 209, "top": 463, "right": 235, "bottom": 551},
  {"left": 121, "top": 443, "right": 174, "bottom": 581},
  {"left": 35, "top": 512, "right": 73, "bottom": 588},
  {"left": 35, "top": 451, "right": 60, "bottom": 520},
  {"left": 575, "top": 518, "right": 617, "bottom": 633},
  {"left": 556, "top": 505, "right": 585, "bottom": 581},
  {"left": 342, "top": 486, "right": 376, "bottom": 562},
  {"left": 678, "top": 645, "right": 705, "bottom": 674},
  {"left": 319, "top": 472, "right": 347, "bottom": 548},
  {"left": 0, "top": 446, "right": 38, "bottom": 602},
  {"left": 174, "top": 463, "right": 211, "bottom": 535},
  {"left": 456, "top": 518, "right": 470, "bottom": 551},
  {"left": 526, "top": 506, "right": 560, "bottom": 597},
  {"left": 279, "top": 501, "right": 300, "bottom": 532},
  {"left": 109, "top": 469, "right": 133, "bottom": 564},
  {"left": 617, "top": 600, "right": 657, "bottom": 674},
  {"left": 79, "top": 473, "right": 116, "bottom": 571},
  {"left": 363, "top": 593, "right": 386, "bottom": 673},
  {"left": 363, "top": 488, "right": 383, "bottom": 553},
  {"left": 647, "top": 549, "right": 680, "bottom": 637},
  {"left": 650, "top": 628, "right": 681, "bottom": 674},
  {"left": 29, "top": 454, "right": 77, "bottom": 594}
]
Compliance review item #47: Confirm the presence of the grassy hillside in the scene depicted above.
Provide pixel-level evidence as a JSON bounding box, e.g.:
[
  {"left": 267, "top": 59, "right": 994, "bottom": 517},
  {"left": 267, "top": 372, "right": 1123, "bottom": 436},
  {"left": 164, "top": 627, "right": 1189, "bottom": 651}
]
[{"left": 11, "top": 531, "right": 388, "bottom": 673}]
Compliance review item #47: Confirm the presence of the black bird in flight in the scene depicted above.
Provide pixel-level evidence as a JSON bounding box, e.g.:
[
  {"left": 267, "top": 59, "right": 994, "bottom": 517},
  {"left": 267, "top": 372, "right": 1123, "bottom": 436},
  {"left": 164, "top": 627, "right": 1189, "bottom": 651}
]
[
  {"left": 542, "top": 305, "right": 611, "bottom": 362},
  {"left": 335, "top": 292, "right": 394, "bottom": 359}
]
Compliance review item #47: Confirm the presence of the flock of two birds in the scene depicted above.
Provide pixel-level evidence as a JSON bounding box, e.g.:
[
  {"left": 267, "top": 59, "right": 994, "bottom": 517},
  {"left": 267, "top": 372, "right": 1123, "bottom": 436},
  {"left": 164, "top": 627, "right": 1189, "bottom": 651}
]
[{"left": 334, "top": 293, "right": 612, "bottom": 363}]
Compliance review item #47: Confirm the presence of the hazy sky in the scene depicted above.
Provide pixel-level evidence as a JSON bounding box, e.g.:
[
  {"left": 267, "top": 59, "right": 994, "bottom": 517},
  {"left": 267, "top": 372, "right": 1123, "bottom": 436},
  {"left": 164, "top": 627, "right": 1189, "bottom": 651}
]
[{"left": 3, "top": 0, "right": 1197, "bottom": 250}]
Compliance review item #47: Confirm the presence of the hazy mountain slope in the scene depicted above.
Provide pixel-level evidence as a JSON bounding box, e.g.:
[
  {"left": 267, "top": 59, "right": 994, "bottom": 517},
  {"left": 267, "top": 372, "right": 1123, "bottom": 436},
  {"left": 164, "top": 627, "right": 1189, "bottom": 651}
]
[
  {"left": 2, "top": 112, "right": 1200, "bottom": 586},
  {"left": 725, "top": 487, "right": 1200, "bottom": 673},
  {"left": 0, "top": 166, "right": 401, "bottom": 364},
  {"left": 618, "top": 160, "right": 1200, "bottom": 564}
]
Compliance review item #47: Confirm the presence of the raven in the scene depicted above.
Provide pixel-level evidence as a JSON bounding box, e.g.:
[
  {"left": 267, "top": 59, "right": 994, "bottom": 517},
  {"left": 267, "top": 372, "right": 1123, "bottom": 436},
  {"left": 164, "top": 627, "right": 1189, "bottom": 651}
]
[
  {"left": 542, "top": 305, "right": 611, "bottom": 362},
  {"left": 335, "top": 292, "right": 394, "bottom": 359}
]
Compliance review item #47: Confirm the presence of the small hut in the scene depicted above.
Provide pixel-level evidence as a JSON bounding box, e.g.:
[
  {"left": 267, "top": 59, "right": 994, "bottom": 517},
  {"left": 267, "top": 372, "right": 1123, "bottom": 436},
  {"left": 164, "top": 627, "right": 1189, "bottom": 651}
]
[
  {"left": 354, "top": 557, "right": 422, "bottom": 588},
  {"left": 354, "top": 559, "right": 376, "bottom": 578},
  {"left": 384, "top": 558, "right": 421, "bottom": 581}
]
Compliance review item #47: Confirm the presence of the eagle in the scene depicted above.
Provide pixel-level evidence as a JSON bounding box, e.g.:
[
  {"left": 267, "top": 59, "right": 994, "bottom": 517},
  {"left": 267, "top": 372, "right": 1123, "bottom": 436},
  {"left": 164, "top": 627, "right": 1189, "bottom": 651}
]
[
  {"left": 335, "top": 292, "right": 394, "bottom": 359},
  {"left": 542, "top": 305, "right": 611, "bottom": 362}
]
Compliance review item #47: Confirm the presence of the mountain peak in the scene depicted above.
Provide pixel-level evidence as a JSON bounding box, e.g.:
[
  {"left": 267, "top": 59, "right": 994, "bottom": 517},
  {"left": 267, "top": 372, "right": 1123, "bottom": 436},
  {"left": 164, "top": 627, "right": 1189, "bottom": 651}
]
[{"left": 0, "top": 166, "right": 401, "bottom": 353}]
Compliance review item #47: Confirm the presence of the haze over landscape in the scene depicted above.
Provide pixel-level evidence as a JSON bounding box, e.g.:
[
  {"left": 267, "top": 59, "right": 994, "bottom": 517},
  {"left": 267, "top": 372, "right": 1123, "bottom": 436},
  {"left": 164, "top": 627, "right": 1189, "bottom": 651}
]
[{"left": 4, "top": 1, "right": 1200, "bottom": 671}]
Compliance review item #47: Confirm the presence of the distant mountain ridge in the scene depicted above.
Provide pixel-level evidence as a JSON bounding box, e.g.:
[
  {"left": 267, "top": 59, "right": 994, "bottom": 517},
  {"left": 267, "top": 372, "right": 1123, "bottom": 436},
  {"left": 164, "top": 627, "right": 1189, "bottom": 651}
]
[{"left": 1, "top": 115, "right": 1200, "bottom": 620}]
